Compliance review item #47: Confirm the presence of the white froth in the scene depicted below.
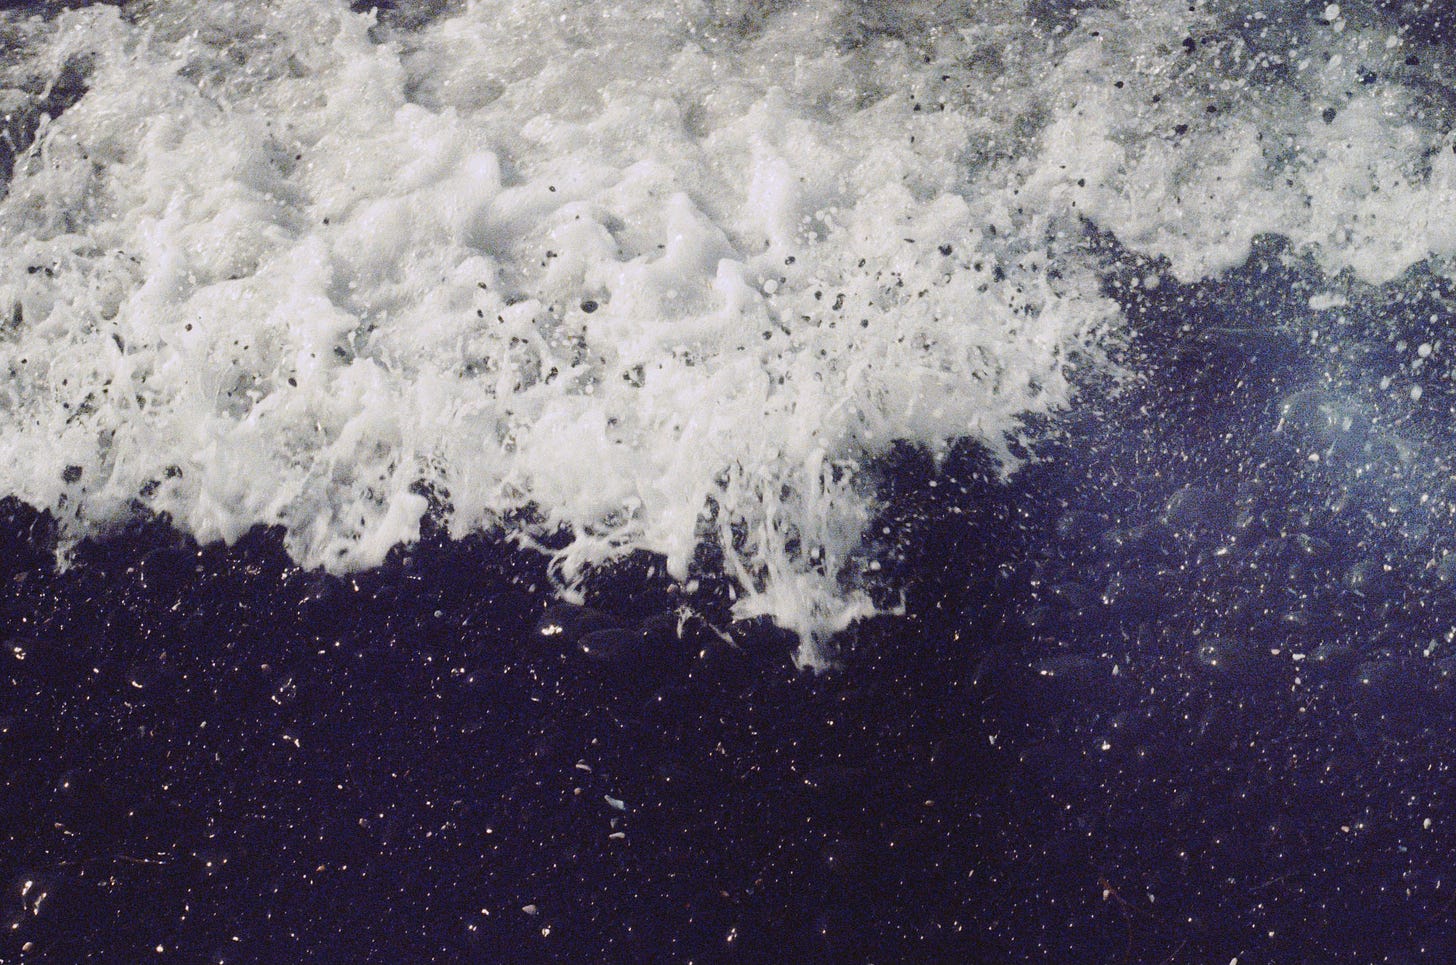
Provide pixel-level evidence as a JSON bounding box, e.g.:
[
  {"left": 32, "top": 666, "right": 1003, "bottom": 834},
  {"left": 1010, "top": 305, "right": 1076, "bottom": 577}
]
[{"left": 0, "top": 1, "right": 1451, "bottom": 661}]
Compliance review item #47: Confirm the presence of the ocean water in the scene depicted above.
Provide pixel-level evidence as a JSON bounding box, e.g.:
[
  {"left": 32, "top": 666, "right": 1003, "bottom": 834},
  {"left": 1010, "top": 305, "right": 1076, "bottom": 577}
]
[{"left": 4, "top": 1, "right": 1456, "bottom": 962}]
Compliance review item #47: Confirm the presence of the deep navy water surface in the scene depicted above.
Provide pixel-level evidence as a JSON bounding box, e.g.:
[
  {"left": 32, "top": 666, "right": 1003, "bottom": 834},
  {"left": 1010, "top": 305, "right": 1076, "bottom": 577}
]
[{"left": 5, "top": 238, "right": 1456, "bottom": 964}]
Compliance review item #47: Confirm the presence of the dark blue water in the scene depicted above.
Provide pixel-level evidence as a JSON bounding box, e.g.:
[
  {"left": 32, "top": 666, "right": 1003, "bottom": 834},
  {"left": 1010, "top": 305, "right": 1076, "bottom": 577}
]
[
  {"left": 5, "top": 238, "right": 1456, "bottom": 964},
  {"left": 7, "top": 0, "right": 1456, "bottom": 959}
]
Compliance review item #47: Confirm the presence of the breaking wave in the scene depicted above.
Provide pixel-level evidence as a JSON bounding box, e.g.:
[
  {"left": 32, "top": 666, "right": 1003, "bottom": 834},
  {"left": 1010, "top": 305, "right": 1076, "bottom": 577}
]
[{"left": 0, "top": 0, "right": 1452, "bottom": 659}]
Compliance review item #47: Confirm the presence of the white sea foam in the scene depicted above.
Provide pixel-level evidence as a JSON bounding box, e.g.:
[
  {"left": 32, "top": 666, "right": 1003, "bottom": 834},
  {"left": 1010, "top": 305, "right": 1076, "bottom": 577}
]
[{"left": 0, "top": 1, "right": 1451, "bottom": 661}]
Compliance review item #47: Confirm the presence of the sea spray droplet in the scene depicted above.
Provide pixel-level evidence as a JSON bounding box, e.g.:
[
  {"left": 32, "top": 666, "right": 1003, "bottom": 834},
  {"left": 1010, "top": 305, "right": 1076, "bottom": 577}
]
[
  {"left": 1195, "top": 637, "right": 1280, "bottom": 684},
  {"left": 575, "top": 628, "right": 637, "bottom": 664},
  {"left": 1352, "top": 657, "right": 1429, "bottom": 704},
  {"left": 1031, "top": 654, "right": 1119, "bottom": 702},
  {"left": 531, "top": 604, "right": 616, "bottom": 648},
  {"left": 1161, "top": 484, "right": 1226, "bottom": 532},
  {"left": 820, "top": 839, "right": 872, "bottom": 879},
  {"left": 1343, "top": 558, "right": 1389, "bottom": 596},
  {"left": 297, "top": 574, "right": 347, "bottom": 630},
  {"left": 1433, "top": 657, "right": 1456, "bottom": 703},
  {"left": 1305, "top": 642, "right": 1358, "bottom": 678},
  {"left": 138, "top": 545, "right": 193, "bottom": 595},
  {"left": 811, "top": 906, "right": 859, "bottom": 956}
]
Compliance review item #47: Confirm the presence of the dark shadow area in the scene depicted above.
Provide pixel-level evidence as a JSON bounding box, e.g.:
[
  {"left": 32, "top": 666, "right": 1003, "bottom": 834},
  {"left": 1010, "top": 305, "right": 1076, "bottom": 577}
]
[
  {"left": 348, "top": 0, "right": 456, "bottom": 33},
  {"left": 0, "top": 1, "right": 119, "bottom": 16},
  {"left": 0, "top": 49, "right": 91, "bottom": 190}
]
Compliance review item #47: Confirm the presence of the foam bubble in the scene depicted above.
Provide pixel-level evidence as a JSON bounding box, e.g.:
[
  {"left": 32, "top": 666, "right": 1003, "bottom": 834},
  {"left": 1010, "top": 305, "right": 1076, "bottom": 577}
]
[{"left": 0, "top": 1, "right": 1452, "bottom": 661}]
